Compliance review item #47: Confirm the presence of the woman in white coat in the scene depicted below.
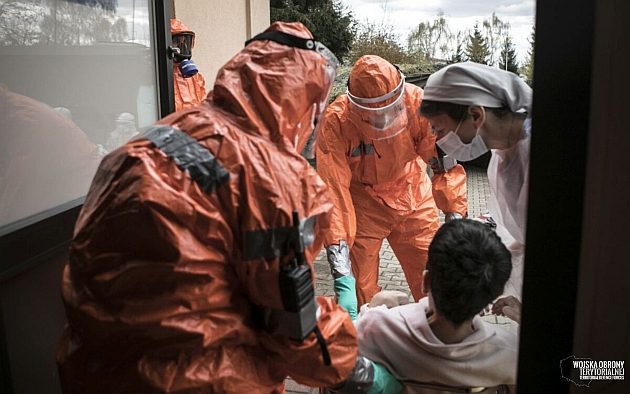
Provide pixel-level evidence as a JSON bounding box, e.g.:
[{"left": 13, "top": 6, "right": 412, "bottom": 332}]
[{"left": 419, "top": 62, "right": 533, "bottom": 300}]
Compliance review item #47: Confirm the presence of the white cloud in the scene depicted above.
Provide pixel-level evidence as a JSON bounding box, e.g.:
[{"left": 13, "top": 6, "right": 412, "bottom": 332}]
[{"left": 341, "top": 0, "right": 535, "bottom": 64}]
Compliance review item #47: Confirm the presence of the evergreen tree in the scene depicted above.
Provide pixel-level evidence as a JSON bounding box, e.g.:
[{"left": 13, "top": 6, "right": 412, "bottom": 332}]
[
  {"left": 520, "top": 25, "right": 535, "bottom": 86},
  {"left": 449, "top": 42, "right": 465, "bottom": 64},
  {"left": 466, "top": 24, "right": 490, "bottom": 65},
  {"left": 270, "top": 0, "right": 356, "bottom": 64},
  {"left": 448, "top": 31, "right": 467, "bottom": 64},
  {"left": 499, "top": 35, "right": 519, "bottom": 73},
  {"left": 482, "top": 13, "right": 508, "bottom": 67}
]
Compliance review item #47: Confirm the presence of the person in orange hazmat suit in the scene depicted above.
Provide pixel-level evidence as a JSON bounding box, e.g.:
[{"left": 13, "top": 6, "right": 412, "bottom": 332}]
[
  {"left": 316, "top": 55, "right": 468, "bottom": 306},
  {"left": 56, "top": 22, "right": 360, "bottom": 393},
  {"left": 171, "top": 18, "right": 207, "bottom": 111}
]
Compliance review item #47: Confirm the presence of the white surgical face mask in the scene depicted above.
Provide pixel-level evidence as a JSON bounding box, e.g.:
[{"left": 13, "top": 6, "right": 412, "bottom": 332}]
[{"left": 436, "top": 116, "right": 489, "bottom": 161}]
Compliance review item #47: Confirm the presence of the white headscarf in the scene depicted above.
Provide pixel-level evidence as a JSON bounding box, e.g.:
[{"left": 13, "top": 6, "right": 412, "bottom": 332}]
[{"left": 423, "top": 62, "right": 532, "bottom": 113}]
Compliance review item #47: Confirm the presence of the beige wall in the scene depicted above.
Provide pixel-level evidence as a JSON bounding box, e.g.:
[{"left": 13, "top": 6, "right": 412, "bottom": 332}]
[{"left": 174, "top": 0, "right": 270, "bottom": 85}]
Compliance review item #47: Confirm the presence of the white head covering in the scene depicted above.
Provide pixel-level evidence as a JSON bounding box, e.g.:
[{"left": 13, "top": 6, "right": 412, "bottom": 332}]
[{"left": 423, "top": 62, "right": 532, "bottom": 113}]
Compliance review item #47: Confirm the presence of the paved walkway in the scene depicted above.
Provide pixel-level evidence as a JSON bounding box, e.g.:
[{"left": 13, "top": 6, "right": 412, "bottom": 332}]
[{"left": 289, "top": 165, "right": 491, "bottom": 393}]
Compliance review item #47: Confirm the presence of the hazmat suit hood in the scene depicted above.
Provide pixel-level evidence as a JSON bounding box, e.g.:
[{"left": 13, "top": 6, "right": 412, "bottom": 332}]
[
  {"left": 345, "top": 54, "right": 408, "bottom": 139},
  {"left": 170, "top": 18, "right": 194, "bottom": 39},
  {"left": 170, "top": 18, "right": 195, "bottom": 58},
  {"left": 348, "top": 55, "right": 402, "bottom": 102},
  {"left": 212, "top": 21, "right": 334, "bottom": 156}
]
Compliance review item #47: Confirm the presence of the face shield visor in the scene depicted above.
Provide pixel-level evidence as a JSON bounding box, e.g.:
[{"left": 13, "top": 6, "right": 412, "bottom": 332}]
[
  {"left": 347, "top": 71, "right": 408, "bottom": 140},
  {"left": 245, "top": 31, "right": 340, "bottom": 159},
  {"left": 300, "top": 42, "right": 339, "bottom": 159}
]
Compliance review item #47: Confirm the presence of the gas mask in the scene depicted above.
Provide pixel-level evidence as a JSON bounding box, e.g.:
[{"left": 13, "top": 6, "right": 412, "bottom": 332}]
[{"left": 171, "top": 32, "right": 198, "bottom": 78}]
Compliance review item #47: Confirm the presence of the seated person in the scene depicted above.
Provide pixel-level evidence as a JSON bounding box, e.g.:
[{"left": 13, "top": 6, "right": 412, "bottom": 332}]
[{"left": 331, "top": 219, "right": 518, "bottom": 392}]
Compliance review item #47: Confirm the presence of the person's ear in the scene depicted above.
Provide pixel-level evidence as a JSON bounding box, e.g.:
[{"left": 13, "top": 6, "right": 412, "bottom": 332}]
[
  {"left": 422, "top": 270, "right": 431, "bottom": 294},
  {"left": 468, "top": 106, "right": 486, "bottom": 129}
]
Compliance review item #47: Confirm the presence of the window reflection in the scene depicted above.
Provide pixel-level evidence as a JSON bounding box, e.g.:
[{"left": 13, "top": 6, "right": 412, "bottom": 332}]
[{"left": 0, "top": 0, "right": 158, "bottom": 230}]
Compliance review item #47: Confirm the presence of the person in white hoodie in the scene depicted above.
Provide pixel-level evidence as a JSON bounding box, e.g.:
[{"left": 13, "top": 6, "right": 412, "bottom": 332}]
[{"left": 341, "top": 219, "right": 518, "bottom": 392}]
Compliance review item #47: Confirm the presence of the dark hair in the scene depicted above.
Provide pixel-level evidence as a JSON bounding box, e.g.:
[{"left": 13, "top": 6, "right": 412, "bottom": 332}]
[
  {"left": 420, "top": 100, "right": 512, "bottom": 121},
  {"left": 420, "top": 100, "right": 468, "bottom": 121},
  {"left": 426, "top": 219, "right": 512, "bottom": 325}
]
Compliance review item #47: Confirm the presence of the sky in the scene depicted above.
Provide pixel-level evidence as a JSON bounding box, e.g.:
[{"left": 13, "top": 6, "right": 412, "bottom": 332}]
[{"left": 340, "top": 0, "right": 536, "bottom": 64}]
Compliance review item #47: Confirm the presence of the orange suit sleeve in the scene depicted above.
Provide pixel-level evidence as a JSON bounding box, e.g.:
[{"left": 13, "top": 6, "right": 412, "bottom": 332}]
[{"left": 315, "top": 100, "right": 357, "bottom": 247}]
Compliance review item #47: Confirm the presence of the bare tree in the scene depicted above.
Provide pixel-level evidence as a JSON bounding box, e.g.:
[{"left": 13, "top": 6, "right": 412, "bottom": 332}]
[
  {"left": 407, "top": 10, "right": 452, "bottom": 65},
  {"left": 379, "top": 0, "right": 388, "bottom": 25},
  {"left": 350, "top": 21, "right": 409, "bottom": 65},
  {"left": 482, "top": 12, "right": 509, "bottom": 67},
  {"left": 39, "top": 1, "right": 126, "bottom": 45}
]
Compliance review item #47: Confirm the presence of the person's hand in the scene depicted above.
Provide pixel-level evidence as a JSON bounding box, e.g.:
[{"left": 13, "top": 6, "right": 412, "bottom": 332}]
[
  {"left": 491, "top": 296, "right": 522, "bottom": 323},
  {"left": 369, "top": 290, "right": 410, "bottom": 308}
]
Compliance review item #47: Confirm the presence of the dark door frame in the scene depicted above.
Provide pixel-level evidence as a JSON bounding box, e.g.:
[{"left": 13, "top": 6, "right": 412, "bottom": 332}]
[{"left": 518, "top": 0, "right": 595, "bottom": 392}]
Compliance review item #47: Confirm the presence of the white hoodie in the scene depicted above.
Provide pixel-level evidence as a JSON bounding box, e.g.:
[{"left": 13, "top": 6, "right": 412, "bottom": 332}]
[{"left": 356, "top": 298, "right": 518, "bottom": 389}]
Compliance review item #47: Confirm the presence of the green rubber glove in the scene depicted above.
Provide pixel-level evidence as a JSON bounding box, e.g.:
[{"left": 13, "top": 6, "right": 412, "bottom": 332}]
[
  {"left": 369, "top": 361, "right": 403, "bottom": 394},
  {"left": 334, "top": 275, "right": 358, "bottom": 321}
]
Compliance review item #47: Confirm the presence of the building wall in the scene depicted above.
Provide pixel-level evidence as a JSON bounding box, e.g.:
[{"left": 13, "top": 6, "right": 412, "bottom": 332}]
[{"left": 175, "top": 0, "right": 270, "bottom": 85}]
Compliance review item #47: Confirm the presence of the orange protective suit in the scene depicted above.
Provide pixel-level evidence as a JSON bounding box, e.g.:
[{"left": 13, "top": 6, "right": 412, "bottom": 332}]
[
  {"left": 316, "top": 55, "right": 468, "bottom": 305},
  {"left": 171, "top": 19, "right": 207, "bottom": 111},
  {"left": 57, "top": 22, "right": 357, "bottom": 393}
]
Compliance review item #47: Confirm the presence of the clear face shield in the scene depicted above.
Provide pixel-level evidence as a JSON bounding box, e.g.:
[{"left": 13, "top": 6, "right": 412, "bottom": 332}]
[
  {"left": 347, "top": 71, "right": 408, "bottom": 140},
  {"left": 300, "top": 42, "right": 339, "bottom": 159}
]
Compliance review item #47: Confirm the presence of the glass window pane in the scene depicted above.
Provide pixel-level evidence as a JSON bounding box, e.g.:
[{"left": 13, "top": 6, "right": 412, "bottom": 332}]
[{"left": 0, "top": 0, "right": 159, "bottom": 232}]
